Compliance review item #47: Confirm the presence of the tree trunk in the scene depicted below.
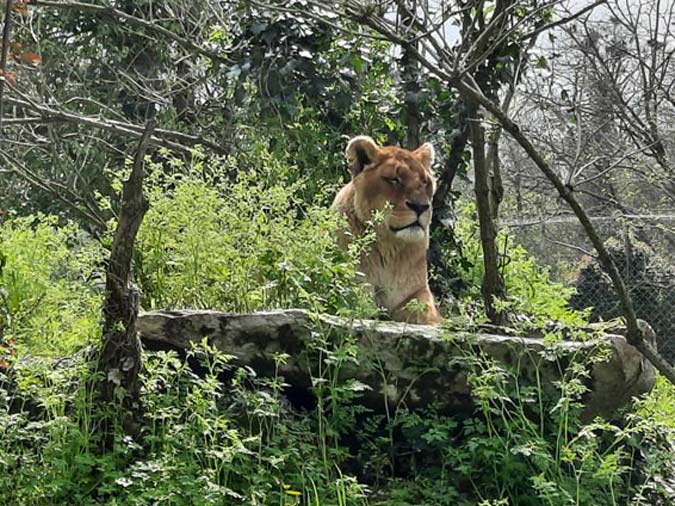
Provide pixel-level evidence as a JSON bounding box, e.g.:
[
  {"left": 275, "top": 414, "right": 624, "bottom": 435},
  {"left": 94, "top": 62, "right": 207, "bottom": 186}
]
[
  {"left": 0, "top": 0, "right": 14, "bottom": 136},
  {"left": 470, "top": 109, "right": 507, "bottom": 324},
  {"left": 399, "top": 0, "right": 421, "bottom": 149},
  {"left": 428, "top": 100, "right": 471, "bottom": 300},
  {"left": 96, "top": 121, "right": 154, "bottom": 439}
]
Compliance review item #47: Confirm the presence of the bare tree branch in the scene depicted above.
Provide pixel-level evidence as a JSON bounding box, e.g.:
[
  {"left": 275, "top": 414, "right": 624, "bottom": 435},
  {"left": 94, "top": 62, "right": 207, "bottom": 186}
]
[
  {"left": 521, "top": 0, "right": 607, "bottom": 40},
  {"left": 5, "top": 95, "right": 229, "bottom": 155},
  {"left": 30, "top": 0, "right": 233, "bottom": 66},
  {"left": 455, "top": 75, "right": 675, "bottom": 384},
  {"left": 0, "top": 0, "right": 14, "bottom": 136}
]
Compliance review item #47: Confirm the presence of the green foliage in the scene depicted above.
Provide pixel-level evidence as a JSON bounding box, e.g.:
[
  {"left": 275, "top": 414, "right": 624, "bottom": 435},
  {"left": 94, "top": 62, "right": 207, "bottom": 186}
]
[
  {"left": 135, "top": 152, "right": 375, "bottom": 317},
  {"left": 454, "top": 202, "right": 588, "bottom": 327},
  {"left": 0, "top": 343, "right": 369, "bottom": 506},
  {"left": 1, "top": 159, "right": 674, "bottom": 506},
  {"left": 3, "top": 330, "right": 675, "bottom": 505},
  {"left": 0, "top": 215, "right": 104, "bottom": 356}
]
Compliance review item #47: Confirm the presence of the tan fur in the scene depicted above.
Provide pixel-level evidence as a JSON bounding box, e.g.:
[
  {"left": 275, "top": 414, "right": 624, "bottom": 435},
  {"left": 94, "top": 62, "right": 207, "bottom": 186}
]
[{"left": 332, "top": 136, "right": 442, "bottom": 325}]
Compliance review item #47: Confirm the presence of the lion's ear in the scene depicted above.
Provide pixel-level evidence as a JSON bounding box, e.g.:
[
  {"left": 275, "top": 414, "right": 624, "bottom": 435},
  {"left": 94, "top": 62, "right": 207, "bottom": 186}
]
[
  {"left": 414, "top": 142, "right": 436, "bottom": 172},
  {"left": 346, "top": 136, "right": 380, "bottom": 177}
]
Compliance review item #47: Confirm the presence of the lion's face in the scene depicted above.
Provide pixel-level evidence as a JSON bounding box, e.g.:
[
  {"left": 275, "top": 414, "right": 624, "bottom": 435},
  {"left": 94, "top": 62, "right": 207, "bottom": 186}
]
[{"left": 346, "top": 136, "right": 436, "bottom": 243}]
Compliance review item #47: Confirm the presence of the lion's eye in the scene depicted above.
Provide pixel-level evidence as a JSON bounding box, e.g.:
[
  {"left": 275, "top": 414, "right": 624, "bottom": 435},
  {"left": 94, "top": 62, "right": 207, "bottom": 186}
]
[{"left": 383, "top": 176, "right": 402, "bottom": 185}]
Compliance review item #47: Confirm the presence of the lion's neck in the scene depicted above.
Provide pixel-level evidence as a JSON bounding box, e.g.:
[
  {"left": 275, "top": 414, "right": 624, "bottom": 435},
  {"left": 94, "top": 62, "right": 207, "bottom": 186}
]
[{"left": 364, "top": 238, "right": 429, "bottom": 311}]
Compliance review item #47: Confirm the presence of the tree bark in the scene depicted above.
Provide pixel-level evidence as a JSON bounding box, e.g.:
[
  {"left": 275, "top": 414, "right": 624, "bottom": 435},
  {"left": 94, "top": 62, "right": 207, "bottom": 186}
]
[
  {"left": 470, "top": 109, "right": 507, "bottom": 324},
  {"left": 428, "top": 100, "right": 471, "bottom": 300},
  {"left": 399, "top": 0, "right": 421, "bottom": 149},
  {"left": 0, "top": 0, "right": 14, "bottom": 136},
  {"left": 96, "top": 121, "right": 154, "bottom": 438}
]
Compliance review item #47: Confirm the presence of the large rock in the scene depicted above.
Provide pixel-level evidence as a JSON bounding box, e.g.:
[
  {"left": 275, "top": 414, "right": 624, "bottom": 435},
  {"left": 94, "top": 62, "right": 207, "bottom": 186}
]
[{"left": 137, "top": 309, "right": 656, "bottom": 419}]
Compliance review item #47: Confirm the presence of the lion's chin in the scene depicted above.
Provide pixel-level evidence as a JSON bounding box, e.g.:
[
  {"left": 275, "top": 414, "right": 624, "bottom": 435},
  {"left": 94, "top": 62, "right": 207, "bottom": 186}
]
[{"left": 391, "top": 225, "right": 427, "bottom": 243}]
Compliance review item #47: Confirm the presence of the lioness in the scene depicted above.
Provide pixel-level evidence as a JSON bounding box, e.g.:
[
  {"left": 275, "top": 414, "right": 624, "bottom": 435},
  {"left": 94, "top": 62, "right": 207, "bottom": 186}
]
[{"left": 333, "top": 136, "right": 442, "bottom": 325}]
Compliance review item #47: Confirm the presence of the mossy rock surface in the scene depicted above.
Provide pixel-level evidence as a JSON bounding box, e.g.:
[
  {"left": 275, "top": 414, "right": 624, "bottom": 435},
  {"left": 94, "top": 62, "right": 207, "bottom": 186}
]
[{"left": 138, "top": 309, "right": 656, "bottom": 420}]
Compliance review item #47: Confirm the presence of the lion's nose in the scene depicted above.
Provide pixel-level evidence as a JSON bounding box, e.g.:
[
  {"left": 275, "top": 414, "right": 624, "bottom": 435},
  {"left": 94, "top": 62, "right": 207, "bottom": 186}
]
[{"left": 406, "top": 200, "right": 430, "bottom": 216}]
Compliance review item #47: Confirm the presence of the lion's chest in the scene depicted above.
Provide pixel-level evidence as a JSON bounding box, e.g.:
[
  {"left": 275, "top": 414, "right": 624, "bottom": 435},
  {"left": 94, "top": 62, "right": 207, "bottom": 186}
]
[{"left": 360, "top": 243, "right": 427, "bottom": 311}]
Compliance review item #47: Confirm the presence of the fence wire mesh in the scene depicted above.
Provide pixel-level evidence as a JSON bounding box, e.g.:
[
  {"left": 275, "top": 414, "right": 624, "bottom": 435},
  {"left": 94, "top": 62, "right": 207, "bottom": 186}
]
[{"left": 508, "top": 217, "right": 675, "bottom": 363}]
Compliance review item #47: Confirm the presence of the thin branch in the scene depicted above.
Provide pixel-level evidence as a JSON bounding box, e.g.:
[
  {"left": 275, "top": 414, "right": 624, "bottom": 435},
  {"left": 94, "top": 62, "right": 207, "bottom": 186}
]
[
  {"left": 0, "top": 0, "right": 13, "bottom": 136},
  {"left": 546, "top": 238, "right": 596, "bottom": 258},
  {"left": 0, "top": 151, "right": 107, "bottom": 227},
  {"left": 30, "top": 0, "right": 232, "bottom": 65},
  {"left": 521, "top": 0, "right": 607, "bottom": 40},
  {"left": 5, "top": 95, "right": 229, "bottom": 155},
  {"left": 575, "top": 141, "right": 660, "bottom": 187}
]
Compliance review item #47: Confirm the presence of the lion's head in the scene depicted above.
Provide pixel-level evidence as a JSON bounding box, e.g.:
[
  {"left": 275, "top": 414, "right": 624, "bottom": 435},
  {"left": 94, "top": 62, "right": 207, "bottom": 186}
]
[{"left": 345, "top": 136, "right": 436, "bottom": 243}]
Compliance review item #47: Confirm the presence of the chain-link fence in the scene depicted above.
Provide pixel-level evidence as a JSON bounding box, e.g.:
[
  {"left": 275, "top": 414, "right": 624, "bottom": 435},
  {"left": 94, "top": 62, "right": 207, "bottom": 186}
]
[{"left": 508, "top": 217, "right": 675, "bottom": 362}]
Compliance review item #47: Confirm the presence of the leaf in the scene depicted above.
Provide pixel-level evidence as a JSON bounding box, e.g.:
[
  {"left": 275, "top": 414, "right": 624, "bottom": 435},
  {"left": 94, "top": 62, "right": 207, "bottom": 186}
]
[
  {"left": 0, "top": 69, "right": 17, "bottom": 85},
  {"left": 17, "top": 51, "right": 41, "bottom": 66},
  {"left": 12, "top": 0, "right": 28, "bottom": 15}
]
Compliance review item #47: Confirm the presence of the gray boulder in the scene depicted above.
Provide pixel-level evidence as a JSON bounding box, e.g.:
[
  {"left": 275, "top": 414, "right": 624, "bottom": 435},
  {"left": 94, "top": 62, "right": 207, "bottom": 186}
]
[{"left": 137, "top": 309, "right": 655, "bottom": 420}]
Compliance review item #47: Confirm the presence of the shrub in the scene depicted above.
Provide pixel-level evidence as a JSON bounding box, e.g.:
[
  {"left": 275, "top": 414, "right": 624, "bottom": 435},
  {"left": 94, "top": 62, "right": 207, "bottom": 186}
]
[
  {"left": 0, "top": 215, "right": 104, "bottom": 356},
  {"left": 454, "top": 202, "right": 588, "bottom": 327},
  {"left": 135, "top": 153, "right": 376, "bottom": 317},
  {"left": 0, "top": 342, "right": 370, "bottom": 506}
]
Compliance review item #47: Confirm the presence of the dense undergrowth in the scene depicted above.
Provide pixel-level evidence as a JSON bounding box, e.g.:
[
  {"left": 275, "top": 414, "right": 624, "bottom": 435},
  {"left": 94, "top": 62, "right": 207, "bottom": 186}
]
[{"left": 1, "top": 154, "right": 675, "bottom": 505}]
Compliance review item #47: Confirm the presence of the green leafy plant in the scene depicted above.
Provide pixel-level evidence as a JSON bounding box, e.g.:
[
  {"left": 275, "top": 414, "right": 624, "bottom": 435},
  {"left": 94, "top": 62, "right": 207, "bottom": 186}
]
[
  {"left": 454, "top": 202, "right": 588, "bottom": 327},
  {"left": 135, "top": 152, "right": 375, "bottom": 318},
  {"left": 0, "top": 214, "right": 104, "bottom": 356}
]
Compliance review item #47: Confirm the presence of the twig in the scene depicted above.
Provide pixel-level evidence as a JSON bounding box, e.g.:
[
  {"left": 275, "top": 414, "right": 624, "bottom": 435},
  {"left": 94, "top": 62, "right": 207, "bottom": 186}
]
[
  {"left": 521, "top": 0, "right": 607, "bottom": 40},
  {"left": 30, "top": 0, "right": 232, "bottom": 65},
  {"left": 5, "top": 96, "right": 229, "bottom": 155},
  {"left": 0, "top": 0, "right": 14, "bottom": 136},
  {"left": 0, "top": 151, "right": 108, "bottom": 228},
  {"left": 546, "top": 238, "right": 596, "bottom": 258}
]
